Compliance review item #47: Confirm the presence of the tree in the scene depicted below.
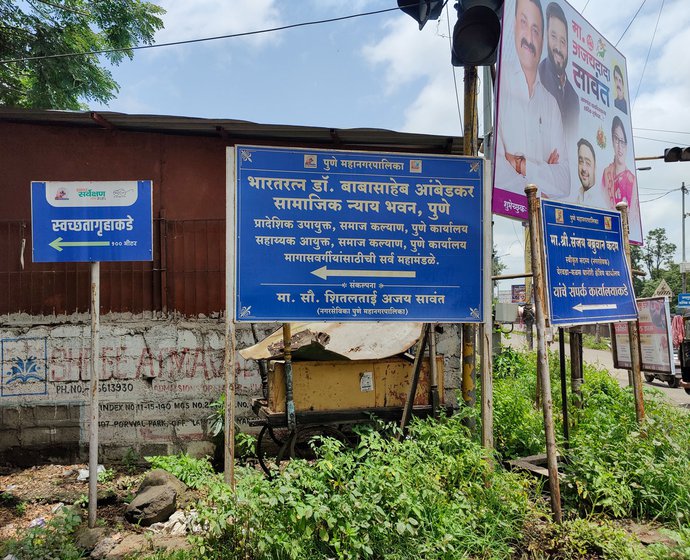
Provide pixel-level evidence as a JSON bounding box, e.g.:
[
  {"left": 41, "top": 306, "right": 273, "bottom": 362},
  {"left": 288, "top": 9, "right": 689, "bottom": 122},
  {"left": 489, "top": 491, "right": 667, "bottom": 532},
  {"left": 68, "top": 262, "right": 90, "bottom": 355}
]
[
  {"left": 641, "top": 228, "right": 676, "bottom": 281},
  {"left": 0, "top": 0, "right": 164, "bottom": 110},
  {"left": 492, "top": 244, "right": 507, "bottom": 277}
]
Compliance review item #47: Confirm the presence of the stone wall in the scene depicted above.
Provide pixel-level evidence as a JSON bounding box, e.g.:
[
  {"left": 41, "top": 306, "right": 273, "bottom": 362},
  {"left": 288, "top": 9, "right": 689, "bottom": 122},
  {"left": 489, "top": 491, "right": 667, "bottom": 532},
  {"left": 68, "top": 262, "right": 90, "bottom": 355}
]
[{"left": 0, "top": 316, "right": 462, "bottom": 465}]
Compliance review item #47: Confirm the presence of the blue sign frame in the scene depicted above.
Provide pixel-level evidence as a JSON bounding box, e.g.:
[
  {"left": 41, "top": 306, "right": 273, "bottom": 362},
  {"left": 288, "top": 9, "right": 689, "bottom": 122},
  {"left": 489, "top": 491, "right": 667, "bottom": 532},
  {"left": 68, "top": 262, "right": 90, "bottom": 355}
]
[
  {"left": 31, "top": 180, "right": 153, "bottom": 262},
  {"left": 235, "top": 145, "right": 484, "bottom": 322},
  {"left": 542, "top": 200, "right": 637, "bottom": 326},
  {"left": 678, "top": 293, "right": 690, "bottom": 308}
]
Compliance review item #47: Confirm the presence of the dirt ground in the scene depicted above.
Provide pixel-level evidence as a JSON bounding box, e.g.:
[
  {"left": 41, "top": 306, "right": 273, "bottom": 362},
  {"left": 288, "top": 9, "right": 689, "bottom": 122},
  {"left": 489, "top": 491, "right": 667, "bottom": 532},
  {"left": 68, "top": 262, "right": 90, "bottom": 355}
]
[{"left": 0, "top": 463, "right": 143, "bottom": 543}]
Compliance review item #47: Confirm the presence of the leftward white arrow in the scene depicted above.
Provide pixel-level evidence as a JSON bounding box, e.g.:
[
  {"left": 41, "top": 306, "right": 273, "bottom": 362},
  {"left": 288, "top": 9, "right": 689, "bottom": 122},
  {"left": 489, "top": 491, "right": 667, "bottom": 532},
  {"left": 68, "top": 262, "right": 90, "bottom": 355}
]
[
  {"left": 311, "top": 266, "right": 416, "bottom": 280},
  {"left": 572, "top": 303, "right": 618, "bottom": 312}
]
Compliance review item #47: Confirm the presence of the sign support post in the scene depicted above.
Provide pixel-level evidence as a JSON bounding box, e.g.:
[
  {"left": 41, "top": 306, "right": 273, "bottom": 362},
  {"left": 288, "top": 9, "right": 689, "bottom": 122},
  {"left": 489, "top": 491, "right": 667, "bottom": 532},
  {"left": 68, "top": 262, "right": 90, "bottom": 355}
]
[
  {"left": 526, "top": 185, "right": 562, "bottom": 523},
  {"left": 88, "top": 262, "right": 100, "bottom": 528},
  {"left": 618, "top": 202, "right": 645, "bottom": 422}
]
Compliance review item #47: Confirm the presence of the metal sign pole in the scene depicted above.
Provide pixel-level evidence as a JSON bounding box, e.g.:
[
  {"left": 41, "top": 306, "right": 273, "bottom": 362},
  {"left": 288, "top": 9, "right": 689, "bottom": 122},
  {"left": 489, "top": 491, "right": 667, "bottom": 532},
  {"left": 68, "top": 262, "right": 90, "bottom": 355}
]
[
  {"left": 88, "top": 261, "right": 100, "bottom": 528},
  {"left": 225, "top": 148, "right": 237, "bottom": 487}
]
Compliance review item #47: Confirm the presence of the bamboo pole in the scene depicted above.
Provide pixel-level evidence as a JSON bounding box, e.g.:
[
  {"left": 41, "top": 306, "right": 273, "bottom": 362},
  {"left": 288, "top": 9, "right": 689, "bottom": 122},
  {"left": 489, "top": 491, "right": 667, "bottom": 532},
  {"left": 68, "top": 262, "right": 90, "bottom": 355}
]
[
  {"left": 525, "top": 185, "right": 562, "bottom": 523},
  {"left": 617, "top": 202, "right": 645, "bottom": 422}
]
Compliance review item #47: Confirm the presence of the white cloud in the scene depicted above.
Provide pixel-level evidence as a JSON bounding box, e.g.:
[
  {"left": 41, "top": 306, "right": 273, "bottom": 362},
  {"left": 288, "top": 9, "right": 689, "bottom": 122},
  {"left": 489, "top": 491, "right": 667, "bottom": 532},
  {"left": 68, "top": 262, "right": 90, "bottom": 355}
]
[{"left": 155, "top": 0, "right": 284, "bottom": 49}]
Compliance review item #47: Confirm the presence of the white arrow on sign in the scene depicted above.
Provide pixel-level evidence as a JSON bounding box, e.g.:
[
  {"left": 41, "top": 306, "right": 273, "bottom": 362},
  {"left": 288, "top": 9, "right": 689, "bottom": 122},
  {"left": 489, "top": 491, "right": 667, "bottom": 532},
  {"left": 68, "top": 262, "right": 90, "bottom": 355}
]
[
  {"left": 572, "top": 303, "right": 617, "bottom": 312},
  {"left": 311, "top": 266, "right": 416, "bottom": 280}
]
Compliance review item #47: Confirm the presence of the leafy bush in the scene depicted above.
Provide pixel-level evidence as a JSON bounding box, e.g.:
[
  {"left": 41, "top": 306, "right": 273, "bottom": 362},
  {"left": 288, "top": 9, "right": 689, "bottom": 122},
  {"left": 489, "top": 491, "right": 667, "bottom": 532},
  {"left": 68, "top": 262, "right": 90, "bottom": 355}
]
[
  {"left": 146, "top": 453, "right": 218, "bottom": 490},
  {"left": 493, "top": 348, "right": 546, "bottom": 460},
  {"left": 0, "top": 506, "right": 83, "bottom": 560},
  {"left": 184, "top": 415, "right": 534, "bottom": 559},
  {"left": 565, "top": 365, "right": 690, "bottom": 522}
]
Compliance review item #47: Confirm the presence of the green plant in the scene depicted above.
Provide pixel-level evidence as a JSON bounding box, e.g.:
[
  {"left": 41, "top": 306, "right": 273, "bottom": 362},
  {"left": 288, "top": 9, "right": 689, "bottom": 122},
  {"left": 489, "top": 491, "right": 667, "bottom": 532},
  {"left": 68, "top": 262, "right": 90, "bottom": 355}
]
[
  {"left": 187, "top": 414, "right": 535, "bottom": 559},
  {"left": 146, "top": 453, "right": 218, "bottom": 490},
  {"left": 98, "top": 467, "right": 116, "bottom": 484},
  {"left": 0, "top": 506, "right": 83, "bottom": 560},
  {"left": 565, "top": 365, "right": 690, "bottom": 522},
  {"left": 208, "top": 393, "right": 257, "bottom": 461},
  {"left": 74, "top": 494, "right": 88, "bottom": 508},
  {"left": 123, "top": 448, "right": 141, "bottom": 474}
]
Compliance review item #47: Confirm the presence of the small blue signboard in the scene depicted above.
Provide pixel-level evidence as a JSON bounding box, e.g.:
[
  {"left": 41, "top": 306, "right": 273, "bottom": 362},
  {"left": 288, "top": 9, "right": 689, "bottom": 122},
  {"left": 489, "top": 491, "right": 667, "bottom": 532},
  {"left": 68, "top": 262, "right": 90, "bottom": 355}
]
[
  {"left": 31, "top": 181, "right": 153, "bottom": 262},
  {"left": 542, "top": 200, "right": 637, "bottom": 326},
  {"left": 235, "top": 145, "right": 484, "bottom": 322},
  {"left": 678, "top": 293, "right": 690, "bottom": 308}
]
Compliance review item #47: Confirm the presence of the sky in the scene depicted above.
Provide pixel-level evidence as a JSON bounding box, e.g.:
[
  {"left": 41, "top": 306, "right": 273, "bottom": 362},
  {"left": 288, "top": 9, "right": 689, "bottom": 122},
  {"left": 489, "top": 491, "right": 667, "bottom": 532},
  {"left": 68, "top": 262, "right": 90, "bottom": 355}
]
[{"left": 90, "top": 0, "right": 690, "bottom": 292}]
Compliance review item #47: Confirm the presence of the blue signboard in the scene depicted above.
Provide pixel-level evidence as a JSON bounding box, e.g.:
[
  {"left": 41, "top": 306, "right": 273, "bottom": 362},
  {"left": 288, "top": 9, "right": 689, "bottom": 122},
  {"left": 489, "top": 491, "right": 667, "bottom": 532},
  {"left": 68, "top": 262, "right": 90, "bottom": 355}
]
[
  {"left": 235, "top": 145, "right": 484, "bottom": 322},
  {"left": 678, "top": 293, "right": 690, "bottom": 308},
  {"left": 542, "top": 200, "right": 637, "bottom": 326},
  {"left": 31, "top": 181, "right": 153, "bottom": 263}
]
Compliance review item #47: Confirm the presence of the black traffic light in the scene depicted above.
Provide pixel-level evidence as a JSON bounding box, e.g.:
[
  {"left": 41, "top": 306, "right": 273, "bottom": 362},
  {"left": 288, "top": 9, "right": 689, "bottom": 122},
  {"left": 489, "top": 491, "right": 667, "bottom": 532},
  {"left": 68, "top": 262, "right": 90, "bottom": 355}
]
[
  {"left": 451, "top": 0, "right": 504, "bottom": 67},
  {"left": 397, "top": 0, "right": 444, "bottom": 30},
  {"left": 664, "top": 147, "right": 690, "bottom": 162}
]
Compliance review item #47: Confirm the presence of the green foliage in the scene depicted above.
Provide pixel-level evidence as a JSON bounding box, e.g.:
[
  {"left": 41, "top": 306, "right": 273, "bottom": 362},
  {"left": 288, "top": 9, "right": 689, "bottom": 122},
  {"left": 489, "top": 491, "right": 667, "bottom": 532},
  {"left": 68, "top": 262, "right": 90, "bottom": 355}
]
[
  {"left": 0, "top": 0, "right": 164, "bottom": 109},
  {"left": 532, "top": 517, "right": 651, "bottom": 560},
  {"left": 145, "top": 453, "right": 218, "bottom": 490},
  {"left": 493, "top": 348, "right": 546, "bottom": 459},
  {"left": 184, "top": 416, "right": 533, "bottom": 559},
  {"left": 207, "top": 393, "right": 257, "bottom": 460},
  {"left": 0, "top": 506, "right": 83, "bottom": 560},
  {"left": 98, "top": 467, "right": 115, "bottom": 484},
  {"left": 641, "top": 228, "right": 676, "bottom": 281},
  {"left": 565, "top": 366, "right": 690, "bottom": 522}
]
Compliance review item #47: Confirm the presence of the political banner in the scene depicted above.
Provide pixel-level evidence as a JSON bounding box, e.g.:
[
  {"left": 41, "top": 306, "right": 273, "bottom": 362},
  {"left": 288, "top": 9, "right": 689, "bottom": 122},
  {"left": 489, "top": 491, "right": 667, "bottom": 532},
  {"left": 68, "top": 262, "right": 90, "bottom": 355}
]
[
  {"left": 493, "top": 0, "right": 642, "bottom": 244},
  {"left": 612, "top": 297, "right": 675, "bottom": 374}
]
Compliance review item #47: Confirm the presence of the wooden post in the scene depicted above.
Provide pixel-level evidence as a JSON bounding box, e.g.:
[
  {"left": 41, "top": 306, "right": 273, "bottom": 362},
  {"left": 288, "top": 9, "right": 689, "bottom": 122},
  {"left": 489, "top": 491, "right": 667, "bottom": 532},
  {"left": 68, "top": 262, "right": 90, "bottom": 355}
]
[
  {"left": 617, "top": 202, "right": 645, "bottom": 422},
  {"left": 569, "top": 326, "right": 583, "bottom": 409},
  {"left": 399, "top": 324, "right": 430, "bottom": 437},
  {"left": 88, "top": 262, "right": 100, "bottom": 528},
  {"left": 525, "top": 185, "right": 562, "bottom": 523}
]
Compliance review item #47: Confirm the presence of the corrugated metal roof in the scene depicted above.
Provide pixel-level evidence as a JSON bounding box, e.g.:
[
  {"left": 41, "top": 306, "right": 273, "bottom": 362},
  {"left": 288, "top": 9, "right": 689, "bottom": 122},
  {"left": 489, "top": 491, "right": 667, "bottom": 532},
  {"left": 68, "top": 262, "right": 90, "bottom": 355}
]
[
  {"left": 240, "top": 322, "right": 425, "bottom": 361},
  {"left": 0, "top": 108, "right": 464, "bottom": 154}
]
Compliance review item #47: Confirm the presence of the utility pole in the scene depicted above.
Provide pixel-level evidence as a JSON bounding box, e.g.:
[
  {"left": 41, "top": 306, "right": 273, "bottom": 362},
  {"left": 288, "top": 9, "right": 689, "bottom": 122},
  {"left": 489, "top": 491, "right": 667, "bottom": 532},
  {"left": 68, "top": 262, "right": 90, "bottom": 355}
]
[{"left": 683, "top": 182, "right": 687, "bottom": 293}]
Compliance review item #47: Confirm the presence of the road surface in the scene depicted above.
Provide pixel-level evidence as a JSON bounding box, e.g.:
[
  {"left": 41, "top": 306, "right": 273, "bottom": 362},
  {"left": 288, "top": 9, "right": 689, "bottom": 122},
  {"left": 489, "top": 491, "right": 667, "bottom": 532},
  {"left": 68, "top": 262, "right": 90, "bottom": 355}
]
[{"left": 503, "top": 331, "right": 690, "bottom": 409}]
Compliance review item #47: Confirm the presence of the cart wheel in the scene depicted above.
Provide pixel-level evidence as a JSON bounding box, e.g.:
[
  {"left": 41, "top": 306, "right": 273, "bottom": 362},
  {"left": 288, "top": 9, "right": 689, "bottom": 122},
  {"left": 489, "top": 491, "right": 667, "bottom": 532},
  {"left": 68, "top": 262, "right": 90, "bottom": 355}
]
[
  {"left": 644, "top": 373, "right": 655, "bottom": 383},
  {"left": 668, "top": 377, "right": 681, "bottom": 389},
  {"left": 256, "top": 425, "right": 276, "bottom": 477},
  {"left": 275, "top": 425, "right": 349, "bottom": 467}
]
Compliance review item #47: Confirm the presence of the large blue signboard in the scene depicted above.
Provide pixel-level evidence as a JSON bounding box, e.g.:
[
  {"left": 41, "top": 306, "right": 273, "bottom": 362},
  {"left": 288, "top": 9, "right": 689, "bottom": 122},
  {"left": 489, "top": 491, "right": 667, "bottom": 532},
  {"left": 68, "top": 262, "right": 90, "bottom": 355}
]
[
  {"left": 31, "top": 180, "right": 153, "bottom": 262},
  {"left": 542, "top": 200, "right": 637, "bottom": 326},
  {"left": 678, "top": 293, "right": 690, "bottom": 308},
  {"left": 235, "top": 145, "right": 484, "bottom": 322}
]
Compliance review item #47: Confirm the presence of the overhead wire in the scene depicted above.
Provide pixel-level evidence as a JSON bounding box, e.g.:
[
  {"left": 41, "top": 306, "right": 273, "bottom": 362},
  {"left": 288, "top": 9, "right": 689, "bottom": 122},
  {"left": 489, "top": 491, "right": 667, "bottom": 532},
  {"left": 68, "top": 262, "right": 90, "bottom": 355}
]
[
  {"left": 639, "top": 188, "right": 681, "bottom": 203},
  {"left": 633, "top": 134, "right": 690, "bottom": 145},
  {"left": 615, "top": 0, "right": 647, "bottom": 46},
  {"left": 0, "top": 6, "right": 400, "bottom": 65},
  {"left": 632, "top": 0, "right": 664, "bottom": 110}
]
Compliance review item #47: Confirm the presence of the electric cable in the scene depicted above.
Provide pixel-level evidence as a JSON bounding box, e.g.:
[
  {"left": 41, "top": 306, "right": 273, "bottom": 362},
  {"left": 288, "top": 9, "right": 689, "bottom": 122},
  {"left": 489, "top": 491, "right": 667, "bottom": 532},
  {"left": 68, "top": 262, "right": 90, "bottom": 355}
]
[
  {"left": 0, "top": 6, "right": 400, "bottom": 65},
  {"left": 632, "top": 0, "right": 664, "bottom": 110}
]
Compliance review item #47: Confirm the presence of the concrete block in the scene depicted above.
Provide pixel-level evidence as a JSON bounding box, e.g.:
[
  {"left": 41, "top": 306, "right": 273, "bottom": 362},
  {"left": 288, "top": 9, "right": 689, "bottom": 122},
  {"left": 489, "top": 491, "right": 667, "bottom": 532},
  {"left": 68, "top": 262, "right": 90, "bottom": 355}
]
[
  {"left": 0, "top": 430, "right": 21, "bottom": 448},
  {"left": 1, "top": 407, "right": 22, "bottom": 429}
]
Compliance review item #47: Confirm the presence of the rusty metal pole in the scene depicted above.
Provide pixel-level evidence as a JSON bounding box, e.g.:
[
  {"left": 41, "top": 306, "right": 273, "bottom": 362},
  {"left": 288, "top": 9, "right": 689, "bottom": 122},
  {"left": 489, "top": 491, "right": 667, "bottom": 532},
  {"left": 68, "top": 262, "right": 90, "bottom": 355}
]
[
  {"left": 461, "top": 66, "right": 479, "bottom": 420},
  {"left": 525, "top": 185, "right": 562, "bottom": 523},
  {"left": 88, "top": 262, "right": 100, "bottom": 528},
  {"left": 283, "top": 324, "right": 296, "bottom": 431},
  {"left": 429, "top": 325, "right": 440, "bottom": 418},
  {"left": 617, "top": 202, "right": 645, "bottom": 422}
]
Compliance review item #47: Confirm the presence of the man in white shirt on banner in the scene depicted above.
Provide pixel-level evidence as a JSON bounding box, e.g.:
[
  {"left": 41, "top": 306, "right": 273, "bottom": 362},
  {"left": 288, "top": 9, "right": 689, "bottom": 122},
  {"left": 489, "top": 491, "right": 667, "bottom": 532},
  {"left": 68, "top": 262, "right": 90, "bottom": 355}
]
[
  {"left": 495, "top": 0, "right": 570, "bottom": 199},
  {"left": 572, "top": 138, "right": 606, "bottom": 207}
]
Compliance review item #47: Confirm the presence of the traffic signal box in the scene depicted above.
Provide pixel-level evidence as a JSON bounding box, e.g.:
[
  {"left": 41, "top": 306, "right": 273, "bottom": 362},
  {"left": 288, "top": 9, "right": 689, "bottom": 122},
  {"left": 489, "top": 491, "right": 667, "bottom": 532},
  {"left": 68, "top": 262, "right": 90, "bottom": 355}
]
[
  {"left": 451, "top": 0, "right": 504, "bottom": 67},
  {"left": 664, "top": 147, "right": 690, "bottom": 163}
]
